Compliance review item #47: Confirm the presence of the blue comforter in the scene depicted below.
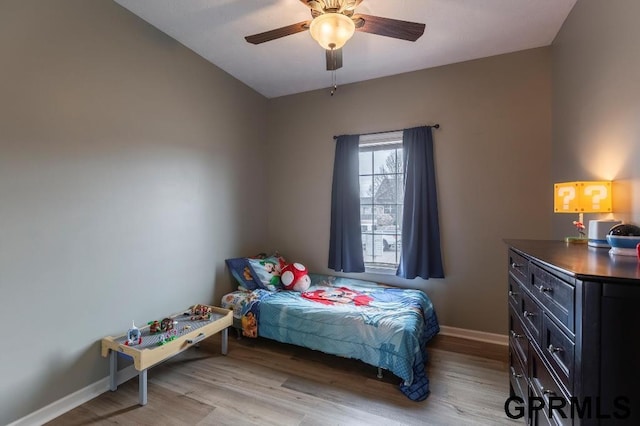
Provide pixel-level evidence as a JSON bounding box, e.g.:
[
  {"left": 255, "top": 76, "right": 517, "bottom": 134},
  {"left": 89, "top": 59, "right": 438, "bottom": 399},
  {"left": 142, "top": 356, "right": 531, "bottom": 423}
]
[{"left": 240, "top": 274, "right": 439, "bottom": 401}]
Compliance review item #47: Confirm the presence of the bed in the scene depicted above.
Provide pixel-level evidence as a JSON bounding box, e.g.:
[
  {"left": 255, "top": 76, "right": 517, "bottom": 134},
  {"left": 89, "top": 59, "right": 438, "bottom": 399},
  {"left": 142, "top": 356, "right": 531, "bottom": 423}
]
[{"left": 222, "top": 255, "right": 439, "bottom": 401}]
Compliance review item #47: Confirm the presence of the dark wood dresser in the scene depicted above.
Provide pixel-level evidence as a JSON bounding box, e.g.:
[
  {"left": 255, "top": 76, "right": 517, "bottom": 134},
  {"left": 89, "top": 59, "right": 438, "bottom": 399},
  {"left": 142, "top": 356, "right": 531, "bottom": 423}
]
[{"left": 505, "top": 240, "right": 640, "bottom": 425}]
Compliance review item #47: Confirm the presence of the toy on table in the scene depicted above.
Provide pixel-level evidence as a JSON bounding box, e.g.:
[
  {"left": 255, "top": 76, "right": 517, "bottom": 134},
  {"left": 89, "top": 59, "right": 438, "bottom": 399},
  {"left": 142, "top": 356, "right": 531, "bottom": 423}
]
[
  {"left": 148, "top": 320, "right": 161, "bottom": 333},
  {"left": 148, "top": 318, "right": 177, "bottom": 333},
  {"left": 190, "top": 304, "right": 213, "bottom": 320},
  {"left": 125, "top": 321, "right": 142, "bottom": 346},
  {"left": 157, "top": 328, "right": 178, "bottom": 346},
  {"left": 161, "top": 317, "right": 177, "bottom": 331},
  {"left": 281, "top": 263, "right": 311, "bottom": 292}
]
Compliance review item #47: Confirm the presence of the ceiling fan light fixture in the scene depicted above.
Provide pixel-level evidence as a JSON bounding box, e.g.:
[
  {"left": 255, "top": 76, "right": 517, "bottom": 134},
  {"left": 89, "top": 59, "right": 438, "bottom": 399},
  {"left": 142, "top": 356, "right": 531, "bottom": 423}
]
[{"left": 309, "top": 12, "right": 355, "bottom": 50}]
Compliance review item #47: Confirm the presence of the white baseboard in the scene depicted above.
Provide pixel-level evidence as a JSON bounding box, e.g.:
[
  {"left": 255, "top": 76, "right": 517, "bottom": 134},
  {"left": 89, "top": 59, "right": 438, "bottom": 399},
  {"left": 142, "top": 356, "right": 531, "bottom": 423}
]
[
  {"left": 8, "top": 365, "right": 139, "bottom": 426},
  {"left": 439, "top": 325, "right": 508, "bottom": 346}
]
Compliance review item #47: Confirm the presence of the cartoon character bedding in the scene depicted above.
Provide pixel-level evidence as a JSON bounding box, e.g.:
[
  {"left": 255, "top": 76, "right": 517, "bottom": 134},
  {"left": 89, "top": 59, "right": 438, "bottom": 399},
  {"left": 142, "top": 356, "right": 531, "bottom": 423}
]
[{"left": 223, "top": 257, "right": 439, "bottom": 401}]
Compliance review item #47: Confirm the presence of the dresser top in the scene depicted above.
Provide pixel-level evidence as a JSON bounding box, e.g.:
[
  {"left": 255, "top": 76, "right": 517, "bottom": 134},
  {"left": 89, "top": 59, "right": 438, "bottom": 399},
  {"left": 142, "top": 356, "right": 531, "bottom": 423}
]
[{"left": 505, "top": 239, "right": 640, "bottom": 283}]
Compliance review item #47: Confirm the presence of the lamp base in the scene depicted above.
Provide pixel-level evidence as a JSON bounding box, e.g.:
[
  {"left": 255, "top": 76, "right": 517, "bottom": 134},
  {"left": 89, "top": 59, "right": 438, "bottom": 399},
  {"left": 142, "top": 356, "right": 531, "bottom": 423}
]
[
  {"left": 565, "top": 236, "right": 588, "bottom": 244},
  {"left": 588, "top": 240, "right": 610, "bottom": 248}
]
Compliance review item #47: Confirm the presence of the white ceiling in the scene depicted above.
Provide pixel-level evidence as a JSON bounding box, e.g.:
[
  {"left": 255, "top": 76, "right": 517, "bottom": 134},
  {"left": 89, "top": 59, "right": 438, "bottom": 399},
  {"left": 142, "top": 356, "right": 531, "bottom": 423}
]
[{"left": 113, "top": 0, "right": 576, "bottom": 98}]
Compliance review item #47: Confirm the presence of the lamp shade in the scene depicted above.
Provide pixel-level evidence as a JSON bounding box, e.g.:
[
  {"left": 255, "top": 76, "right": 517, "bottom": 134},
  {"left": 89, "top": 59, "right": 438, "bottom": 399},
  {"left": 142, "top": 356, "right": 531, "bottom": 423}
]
[
  {"left": 554, "top": 181, "right": 612, "bottom": 214},
  {"left": 309, "top": 13, "right": 355, "bottom": 50}
]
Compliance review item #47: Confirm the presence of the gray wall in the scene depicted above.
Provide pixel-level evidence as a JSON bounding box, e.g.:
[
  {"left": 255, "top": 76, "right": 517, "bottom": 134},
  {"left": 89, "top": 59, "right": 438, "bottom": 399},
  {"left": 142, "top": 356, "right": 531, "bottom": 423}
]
[
  {"left": 265, "top": 48, "right": 553, "bottom": 335},
  {"left": 0, "top": 1, "right": 267, "bottom": 424},
  {"left": 552, "top": 0, "right": 640, "bottom": 235}
]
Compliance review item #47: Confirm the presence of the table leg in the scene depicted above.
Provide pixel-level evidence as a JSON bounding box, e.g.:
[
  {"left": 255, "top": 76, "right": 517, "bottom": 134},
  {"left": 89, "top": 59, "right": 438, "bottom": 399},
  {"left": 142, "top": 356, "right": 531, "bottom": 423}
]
[
  {"left": 139, "top": 369, "right": 148, "bottom": 406},
  {"left": 109, "top": 350, "right": 117, "bottom": 391},
  {"left": 222, "top": 327, "right": 228, "bottom": 355}
]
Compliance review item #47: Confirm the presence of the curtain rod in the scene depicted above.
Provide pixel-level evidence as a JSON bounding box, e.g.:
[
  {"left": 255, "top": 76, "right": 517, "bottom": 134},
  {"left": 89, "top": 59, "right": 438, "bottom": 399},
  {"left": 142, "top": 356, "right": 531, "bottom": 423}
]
[{"left": 333, "top": 124, "right": 440, "bottom": 140}]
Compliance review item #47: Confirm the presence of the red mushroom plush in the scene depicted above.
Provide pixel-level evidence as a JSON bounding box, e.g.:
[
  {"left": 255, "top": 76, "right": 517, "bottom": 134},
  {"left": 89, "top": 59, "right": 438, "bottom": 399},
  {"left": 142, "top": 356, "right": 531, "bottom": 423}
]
[{"left": 280, "top": 263, "right": 311, "bottom": 292}]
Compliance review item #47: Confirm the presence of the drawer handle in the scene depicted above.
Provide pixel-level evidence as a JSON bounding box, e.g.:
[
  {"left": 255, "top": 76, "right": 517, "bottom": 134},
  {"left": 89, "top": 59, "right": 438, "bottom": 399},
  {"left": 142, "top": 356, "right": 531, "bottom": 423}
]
[
  {"left": 511, "top": 262, "right": 522, "bottom": 269},
  {"left": 510, "top": 330, "right": 523, "bottom": 339},
  {"left": 187, "top": 333, "right": 206, "bottom": 344},
  {"left": 510, "top": 367, "right": 523, "bottom": 379},
  {"left": 523, "top": 310, "right": 536, "bottom": 318},
  {"left": 508, "top": 290, "right": 518, "bottom": 297},
  {"left": 537, "top": 285, "right": 553, "bottom": 293},
  {"left": 542, "top": 389, "right": 556, "bottom": 396},
  {"left": 548, "top": 344, "right": 564, "bottom": 353}
]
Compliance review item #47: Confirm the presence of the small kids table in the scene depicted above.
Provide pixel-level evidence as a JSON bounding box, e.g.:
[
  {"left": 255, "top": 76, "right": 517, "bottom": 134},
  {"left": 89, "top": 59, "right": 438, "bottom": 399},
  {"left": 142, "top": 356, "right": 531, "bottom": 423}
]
[{"left": 101, "top": 305, "right": 232, "bottom": 405}]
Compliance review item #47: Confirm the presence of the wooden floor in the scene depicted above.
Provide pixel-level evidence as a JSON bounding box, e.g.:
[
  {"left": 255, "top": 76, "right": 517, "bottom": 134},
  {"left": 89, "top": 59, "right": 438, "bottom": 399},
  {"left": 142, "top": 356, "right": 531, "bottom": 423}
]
[{"left": 47, "top": 334, "right": 515, "bottom": 426}]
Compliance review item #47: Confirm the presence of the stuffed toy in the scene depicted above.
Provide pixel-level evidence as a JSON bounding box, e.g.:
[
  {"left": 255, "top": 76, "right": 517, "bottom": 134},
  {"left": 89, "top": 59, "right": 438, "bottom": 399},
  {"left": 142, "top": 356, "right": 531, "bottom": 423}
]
[{"left": 280, "top": 262, "right": 311, "bottom": 292}]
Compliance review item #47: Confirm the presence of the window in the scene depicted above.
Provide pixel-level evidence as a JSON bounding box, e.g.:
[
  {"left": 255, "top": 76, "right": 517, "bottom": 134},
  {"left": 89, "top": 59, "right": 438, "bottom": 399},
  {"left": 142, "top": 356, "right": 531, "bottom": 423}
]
[
  {"left": 358, "top": 131, "right": 403, "bottom": 271},
  {"left": 329, "top": 126, "right": 442, "bottom": 278}
]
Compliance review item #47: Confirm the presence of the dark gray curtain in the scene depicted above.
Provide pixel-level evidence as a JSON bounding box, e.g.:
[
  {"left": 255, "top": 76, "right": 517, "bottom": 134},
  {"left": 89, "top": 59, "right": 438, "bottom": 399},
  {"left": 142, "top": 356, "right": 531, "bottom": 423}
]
[
  {"left": 397, "top": 126, "right": 444, "bottom": 279},
  {"left": 328, "top": 134, "right": 365, "bottom": 272}
]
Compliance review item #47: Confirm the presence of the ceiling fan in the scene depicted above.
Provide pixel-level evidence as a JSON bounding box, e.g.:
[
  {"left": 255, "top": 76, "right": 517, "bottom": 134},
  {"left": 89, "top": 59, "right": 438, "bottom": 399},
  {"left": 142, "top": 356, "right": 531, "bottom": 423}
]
[{"left": 245, "top": 0, "right": 426, "bottom": 71}]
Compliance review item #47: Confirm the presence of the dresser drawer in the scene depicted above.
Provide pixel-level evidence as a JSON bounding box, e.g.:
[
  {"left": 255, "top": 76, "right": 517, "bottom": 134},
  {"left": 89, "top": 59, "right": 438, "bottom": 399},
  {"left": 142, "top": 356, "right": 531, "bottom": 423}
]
[
  {"left": 509, "top": 348, "right": 528, "bottom": 401},
  {"left": 509, "top": 305, "right": 529, "bottom": 367},
  {"left": 530, "top": 349, "right": 572, "bottom": 426},
  {"left": 519, "top": 289, "right": 541, "bottom": 345},
  {"left": 542, "top": 314, "right": 574, "bottom": 395},
  {"left": 508, "top": 276, "right": 522, "bottom": 309},
  {"left": 535, "top": 407, "right": 570, "bottom": 426},
  {"left": 530, "top": 263, "right": 575, "bottom": 334},
  {"left": 509, "top": 249, "right": 529, "bottom": 285}
]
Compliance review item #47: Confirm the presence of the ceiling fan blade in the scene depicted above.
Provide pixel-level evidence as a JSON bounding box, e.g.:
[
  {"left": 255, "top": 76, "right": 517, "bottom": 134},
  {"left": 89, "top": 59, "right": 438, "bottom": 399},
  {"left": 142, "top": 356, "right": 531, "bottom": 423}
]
[
  {"left": 245, "top": 21, "right": 311, "bottom": 45},
  {"left": 326, "top": 48, "right": 343, "bottom": 70},
  {"left": 353, "top": 14, "right": 425, "bottom": 42}
]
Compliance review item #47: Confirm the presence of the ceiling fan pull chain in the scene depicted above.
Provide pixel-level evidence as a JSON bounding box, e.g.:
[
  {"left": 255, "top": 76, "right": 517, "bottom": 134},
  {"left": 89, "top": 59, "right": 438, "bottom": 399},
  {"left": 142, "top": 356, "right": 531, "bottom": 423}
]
[{"left": 330, "top": 70, "right": 338, "bottom": 96}]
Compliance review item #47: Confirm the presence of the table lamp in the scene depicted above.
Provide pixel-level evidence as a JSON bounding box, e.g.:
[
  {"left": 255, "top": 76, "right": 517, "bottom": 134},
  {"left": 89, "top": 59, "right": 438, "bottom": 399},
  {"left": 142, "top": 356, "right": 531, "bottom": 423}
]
[{"left": 554, "top": 181, "right": 612, "bottom": 244}]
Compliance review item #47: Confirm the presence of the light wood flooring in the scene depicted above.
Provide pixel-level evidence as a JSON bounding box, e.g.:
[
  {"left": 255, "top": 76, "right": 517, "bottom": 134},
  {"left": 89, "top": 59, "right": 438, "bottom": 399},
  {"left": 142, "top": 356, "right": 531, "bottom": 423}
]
[{"left": 47, "top": 333, "right": 515, "bottom": 426}]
